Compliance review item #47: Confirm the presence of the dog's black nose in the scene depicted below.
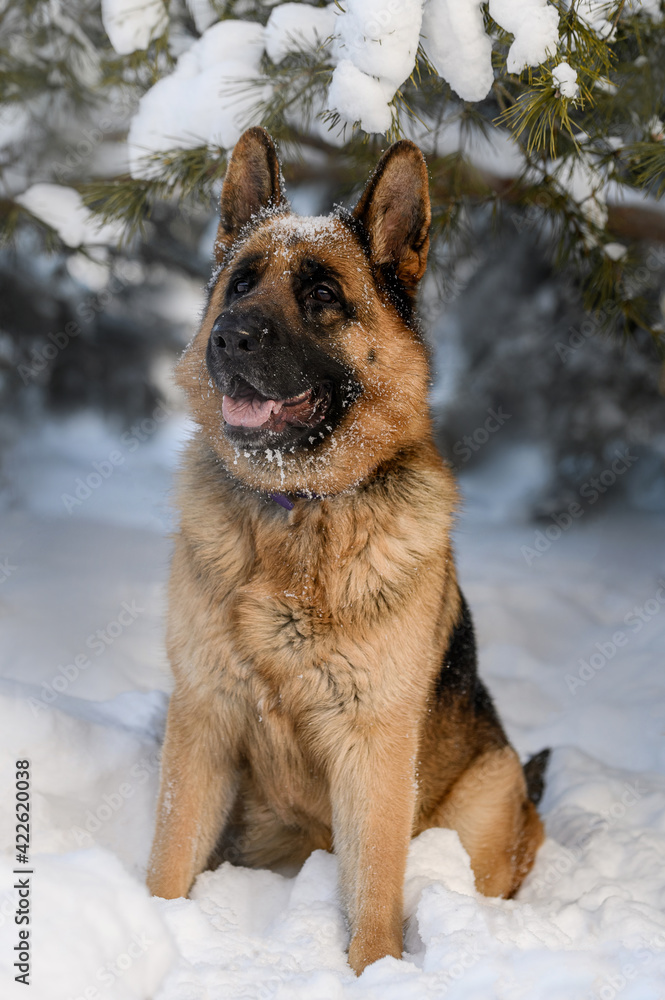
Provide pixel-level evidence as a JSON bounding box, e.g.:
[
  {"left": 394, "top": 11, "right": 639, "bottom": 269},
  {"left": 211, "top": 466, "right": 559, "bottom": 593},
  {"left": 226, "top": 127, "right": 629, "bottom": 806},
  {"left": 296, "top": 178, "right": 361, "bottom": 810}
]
[{"left": 210, "top": 315, "right": 261, "bottom": 360}]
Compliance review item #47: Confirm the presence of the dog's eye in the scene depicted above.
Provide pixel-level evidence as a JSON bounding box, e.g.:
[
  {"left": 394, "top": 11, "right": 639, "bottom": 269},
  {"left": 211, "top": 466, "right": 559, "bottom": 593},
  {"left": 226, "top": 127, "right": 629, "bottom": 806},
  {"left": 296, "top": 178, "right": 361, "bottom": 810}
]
[
  {"left": 233, "top": 278, "right": 250, "bottom": 294},
  {"left": 311, "top": 285, "right": 337, "bottom": 304}
]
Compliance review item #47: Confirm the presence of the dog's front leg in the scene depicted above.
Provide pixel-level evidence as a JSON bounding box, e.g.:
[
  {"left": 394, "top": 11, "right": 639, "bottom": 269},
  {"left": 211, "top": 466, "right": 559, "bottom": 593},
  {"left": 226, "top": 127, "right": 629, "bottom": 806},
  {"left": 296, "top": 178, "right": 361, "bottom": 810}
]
[
  {"left": 329, "top": 721, "right": 418, "bottom": 975},
  {"left": 147, "top": 689, "right": 238, "bottom": 900}
]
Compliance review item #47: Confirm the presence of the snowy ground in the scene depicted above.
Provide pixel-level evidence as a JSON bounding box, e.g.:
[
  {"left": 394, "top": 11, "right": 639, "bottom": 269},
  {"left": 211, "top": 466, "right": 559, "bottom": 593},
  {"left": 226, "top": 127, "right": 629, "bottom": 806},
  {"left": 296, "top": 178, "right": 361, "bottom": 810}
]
[{"left": 1, "top": 411, "right": 665, "bottom": 1000}]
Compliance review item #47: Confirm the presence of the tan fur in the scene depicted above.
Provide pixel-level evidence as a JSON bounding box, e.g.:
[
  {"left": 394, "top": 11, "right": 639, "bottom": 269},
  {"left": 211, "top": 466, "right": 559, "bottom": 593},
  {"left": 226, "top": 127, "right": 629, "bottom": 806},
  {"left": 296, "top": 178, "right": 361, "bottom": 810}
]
[{"left": 147, "top": 129, "right": 545, "bottom": 975}]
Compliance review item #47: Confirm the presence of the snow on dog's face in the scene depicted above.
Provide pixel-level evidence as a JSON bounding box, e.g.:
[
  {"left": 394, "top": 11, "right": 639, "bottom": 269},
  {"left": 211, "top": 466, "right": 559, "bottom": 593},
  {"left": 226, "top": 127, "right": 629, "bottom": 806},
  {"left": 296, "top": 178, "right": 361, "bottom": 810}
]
[
  {"left": 177, "top": 127, "right": 433, "bottom": 497},
  {"left": 205, "top": 212, "right": 362, "bottom": 454}
]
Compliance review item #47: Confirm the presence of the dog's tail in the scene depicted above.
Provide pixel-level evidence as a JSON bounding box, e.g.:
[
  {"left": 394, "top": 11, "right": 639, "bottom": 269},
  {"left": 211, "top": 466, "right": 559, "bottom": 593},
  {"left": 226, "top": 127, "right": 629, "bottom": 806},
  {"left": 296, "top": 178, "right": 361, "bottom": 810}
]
[{"left": 523, "top": 748, "right": 551, "bottom": 805}]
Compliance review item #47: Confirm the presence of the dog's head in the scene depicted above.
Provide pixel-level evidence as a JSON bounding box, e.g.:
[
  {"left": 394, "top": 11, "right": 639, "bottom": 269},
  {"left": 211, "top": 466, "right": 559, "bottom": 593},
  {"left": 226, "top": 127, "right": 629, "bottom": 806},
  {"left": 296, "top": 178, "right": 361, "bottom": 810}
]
[{"left": 177, "top": 127, "right": 432, "bottom": 496}]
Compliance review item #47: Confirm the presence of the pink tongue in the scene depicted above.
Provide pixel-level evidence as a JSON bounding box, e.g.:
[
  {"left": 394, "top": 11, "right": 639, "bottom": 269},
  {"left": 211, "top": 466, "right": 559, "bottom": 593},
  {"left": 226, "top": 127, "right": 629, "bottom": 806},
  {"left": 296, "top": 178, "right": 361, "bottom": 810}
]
[{"left": 222, "top": 394, "right": 282, "bottom": 428}]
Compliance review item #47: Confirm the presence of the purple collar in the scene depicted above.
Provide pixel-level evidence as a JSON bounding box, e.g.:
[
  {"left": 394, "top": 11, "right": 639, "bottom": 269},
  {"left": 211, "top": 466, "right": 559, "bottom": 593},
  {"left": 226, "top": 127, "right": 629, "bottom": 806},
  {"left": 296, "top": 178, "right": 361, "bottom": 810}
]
[
  {"left": 269, "top": 491, "right": 324, "bottom": 510},
  {"left": 270, "top": 493, "right": 295, "bottom": 510}
]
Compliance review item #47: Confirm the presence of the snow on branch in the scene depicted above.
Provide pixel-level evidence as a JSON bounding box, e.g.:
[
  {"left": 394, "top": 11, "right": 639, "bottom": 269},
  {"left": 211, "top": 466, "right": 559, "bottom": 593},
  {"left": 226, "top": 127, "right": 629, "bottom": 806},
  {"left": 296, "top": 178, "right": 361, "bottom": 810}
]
[
  {"left": 328, "top": 0, "right": 425, "bottom": 132},
  {"left": 101, "top": 0, "right": 168, "bottom": 55},
  {"left": 265, "top": 3, "right": 336, "bottom": 64},
  {"left": 16, "top": 184, "right": 124, "bottom": 247},
  {"left": 127, "top": 20, "right": 267, "bottom": 178},
  {"left": 123, "top": 0, "right": 662, "bottom": 175}
]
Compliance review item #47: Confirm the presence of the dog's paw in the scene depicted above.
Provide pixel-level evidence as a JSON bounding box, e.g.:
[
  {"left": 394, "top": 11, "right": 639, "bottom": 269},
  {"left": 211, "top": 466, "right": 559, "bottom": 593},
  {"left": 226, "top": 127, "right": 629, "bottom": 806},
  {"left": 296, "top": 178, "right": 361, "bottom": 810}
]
[{"left": 348, "top": 929, "right": 402, "bottom": 975}]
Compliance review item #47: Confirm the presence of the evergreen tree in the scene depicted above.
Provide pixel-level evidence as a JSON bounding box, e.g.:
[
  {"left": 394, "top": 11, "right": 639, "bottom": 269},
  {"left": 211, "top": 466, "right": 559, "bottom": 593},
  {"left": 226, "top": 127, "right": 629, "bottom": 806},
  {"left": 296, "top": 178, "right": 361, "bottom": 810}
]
[{"left": 2, "top": 0, "right": 665, "bottom": 339}]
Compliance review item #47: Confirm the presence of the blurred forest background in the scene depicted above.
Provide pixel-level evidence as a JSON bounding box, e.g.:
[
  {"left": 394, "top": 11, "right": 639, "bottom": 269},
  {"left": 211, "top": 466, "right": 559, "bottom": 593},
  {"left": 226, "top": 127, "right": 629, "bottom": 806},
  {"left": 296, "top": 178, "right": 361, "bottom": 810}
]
[{"left": 1, "top": 0, "right": 664, "bottom": 519}]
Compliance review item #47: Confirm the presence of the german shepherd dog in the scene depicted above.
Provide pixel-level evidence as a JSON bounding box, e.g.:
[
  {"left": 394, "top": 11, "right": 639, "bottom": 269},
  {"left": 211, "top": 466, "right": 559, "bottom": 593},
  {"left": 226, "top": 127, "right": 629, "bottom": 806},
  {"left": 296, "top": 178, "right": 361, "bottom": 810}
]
[{"left": 147, "top": 127, "right": 547, "bottom": 974}]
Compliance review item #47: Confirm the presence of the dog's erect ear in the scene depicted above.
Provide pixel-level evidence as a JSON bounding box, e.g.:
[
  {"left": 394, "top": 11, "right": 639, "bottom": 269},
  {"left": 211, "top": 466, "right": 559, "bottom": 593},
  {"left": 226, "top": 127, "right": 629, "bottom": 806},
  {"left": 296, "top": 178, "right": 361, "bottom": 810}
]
[
  {"left": 215, "top": 127, "right": 285, "bottom": 260},
  {"left": 353, "top": 140, "right": 431, "bottom": 287}
]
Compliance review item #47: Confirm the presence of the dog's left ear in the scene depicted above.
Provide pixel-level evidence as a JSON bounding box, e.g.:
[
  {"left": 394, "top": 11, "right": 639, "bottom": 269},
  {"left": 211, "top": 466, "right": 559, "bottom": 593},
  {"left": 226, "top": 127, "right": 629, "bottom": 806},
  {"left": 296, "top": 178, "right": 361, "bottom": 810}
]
[
  {"left": 353, "top": 141, "right": 431, "bottom": 288},
  {"left": 215, "top": 127, "right": 285, "bottom": 261}
]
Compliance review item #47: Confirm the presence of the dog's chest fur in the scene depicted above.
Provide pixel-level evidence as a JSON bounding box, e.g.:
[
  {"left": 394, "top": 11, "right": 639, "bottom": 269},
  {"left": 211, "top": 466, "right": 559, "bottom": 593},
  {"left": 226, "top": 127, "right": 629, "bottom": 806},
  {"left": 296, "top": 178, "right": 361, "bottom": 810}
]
[{"left": 169, "top": 438, "right": 458, "bottom": 824}]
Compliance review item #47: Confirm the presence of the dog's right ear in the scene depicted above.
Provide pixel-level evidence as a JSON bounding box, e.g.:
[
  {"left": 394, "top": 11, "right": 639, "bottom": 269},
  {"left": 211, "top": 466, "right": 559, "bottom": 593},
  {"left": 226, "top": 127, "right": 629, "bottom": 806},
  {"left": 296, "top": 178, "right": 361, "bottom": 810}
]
[
  {"left": 353, "top": 140, "right": 430, "bottom": 289},
  {"left": 215, "top": 127, "right": 285, "bottom": 261}
]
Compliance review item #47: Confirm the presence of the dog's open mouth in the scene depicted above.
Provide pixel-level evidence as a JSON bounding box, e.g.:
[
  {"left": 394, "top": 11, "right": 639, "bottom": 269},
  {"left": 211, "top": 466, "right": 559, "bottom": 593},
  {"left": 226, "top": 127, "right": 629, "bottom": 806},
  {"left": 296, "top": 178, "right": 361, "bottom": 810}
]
[{"left": 222, "top": 380, "right": 331, "bottom": 433}]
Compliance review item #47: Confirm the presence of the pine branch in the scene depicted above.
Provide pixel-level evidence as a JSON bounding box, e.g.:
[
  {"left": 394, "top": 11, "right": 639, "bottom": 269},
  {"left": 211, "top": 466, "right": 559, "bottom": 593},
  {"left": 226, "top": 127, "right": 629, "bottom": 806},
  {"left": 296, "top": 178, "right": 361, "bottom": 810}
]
[{"left": 80, "top": 146, "right": 229, "bottom": 238}]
